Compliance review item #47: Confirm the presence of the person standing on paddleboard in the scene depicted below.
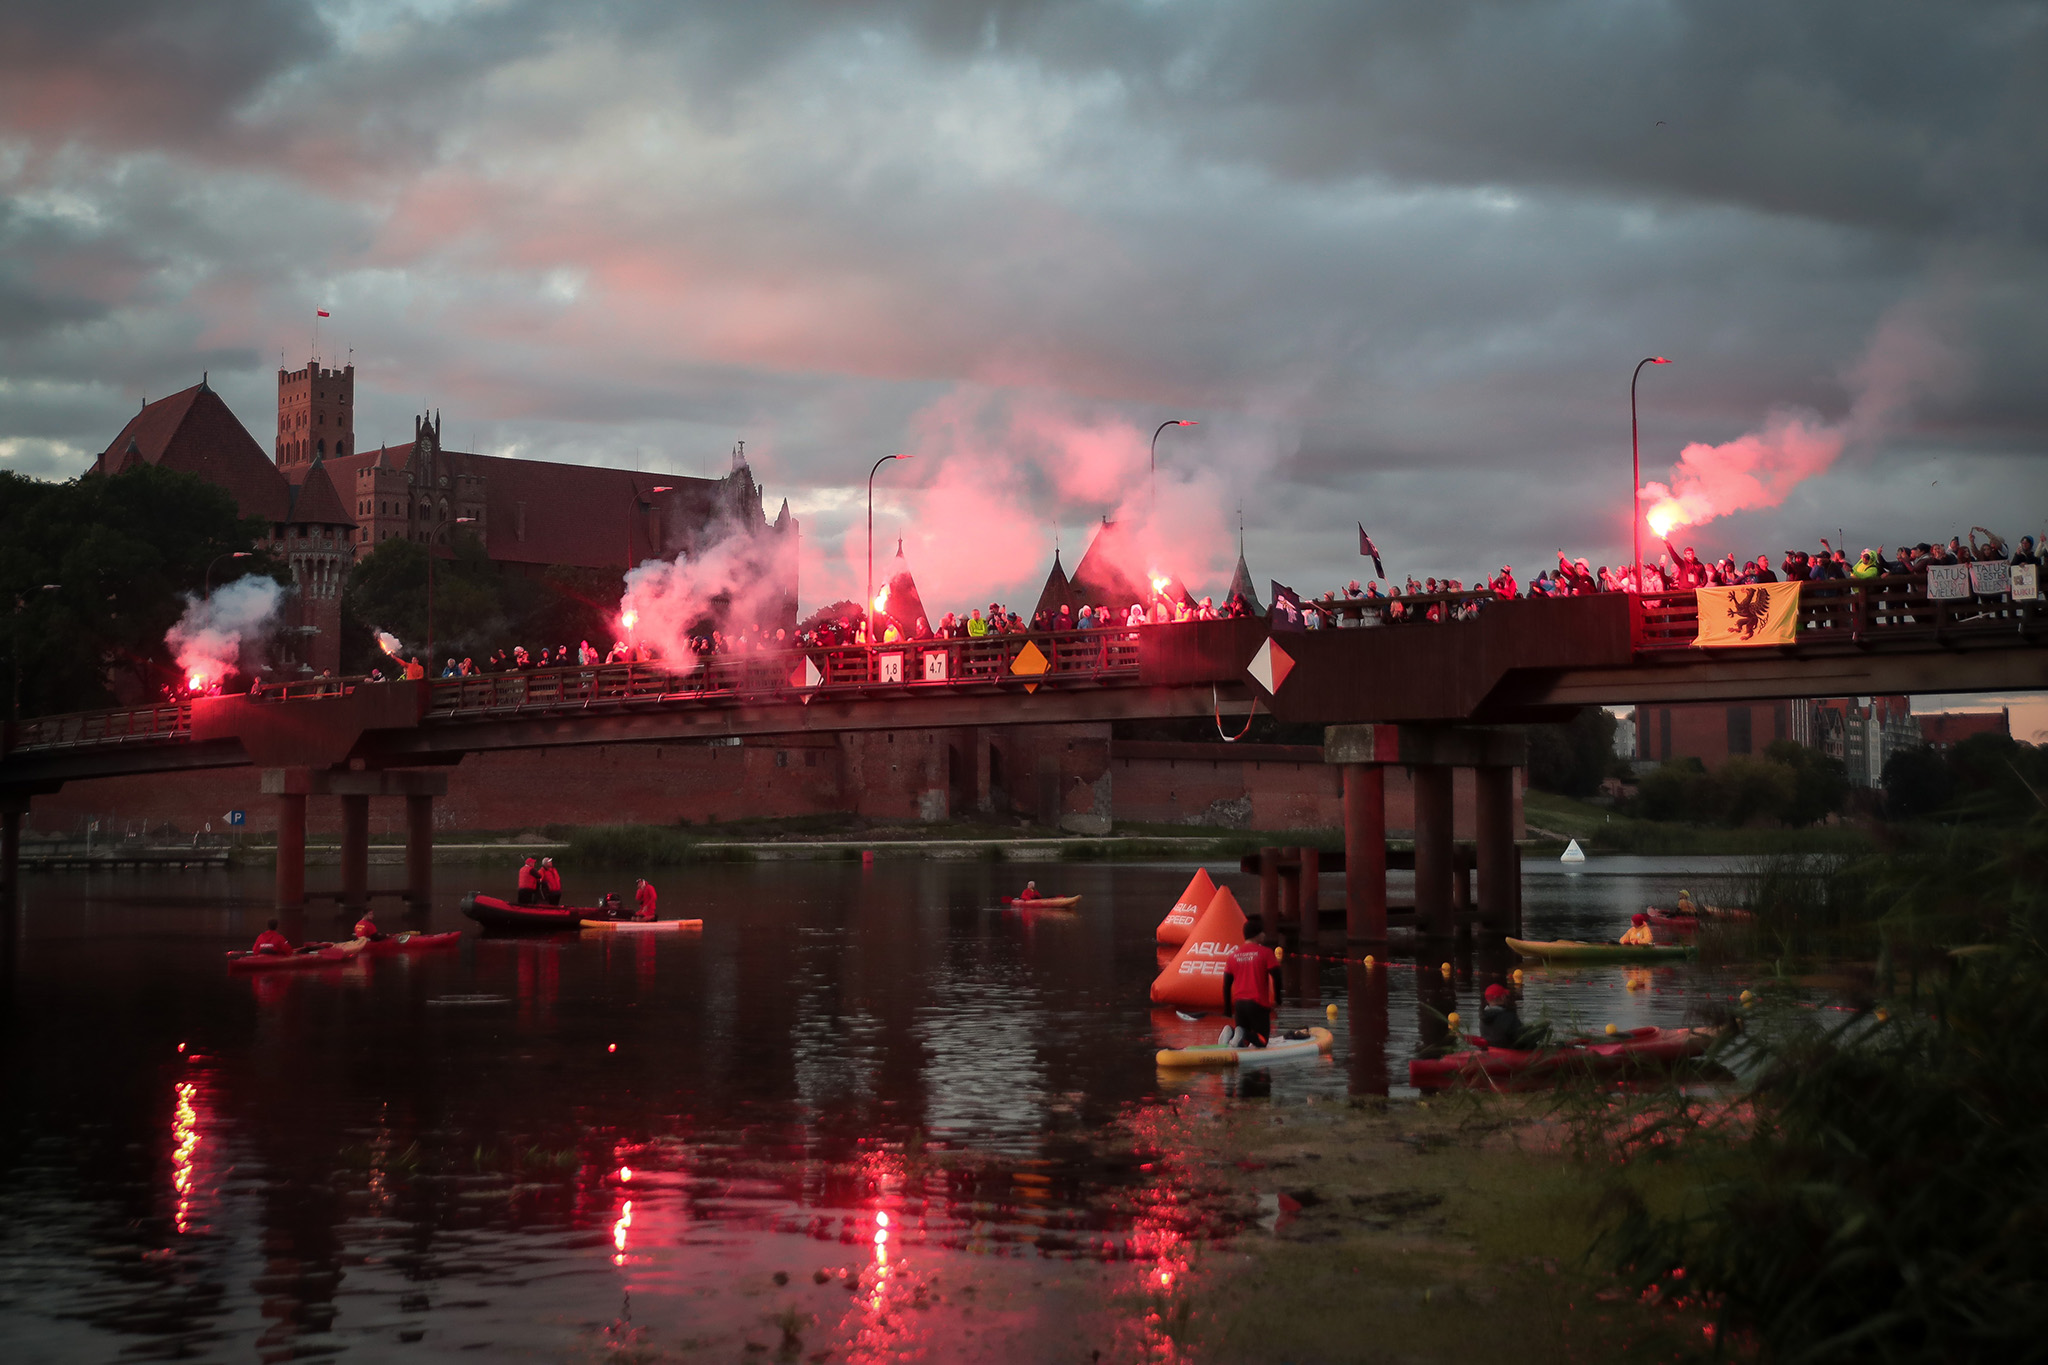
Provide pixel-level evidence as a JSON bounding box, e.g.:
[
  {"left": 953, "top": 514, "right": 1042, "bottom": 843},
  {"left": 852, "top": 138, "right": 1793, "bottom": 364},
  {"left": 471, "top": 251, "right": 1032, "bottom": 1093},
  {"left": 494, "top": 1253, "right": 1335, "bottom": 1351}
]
[
  {"left": 1220, "top": 914, "right": 1282, "bottom": 1049},
  {"left": 634, "top": 879, "right": 657, "bottom": 922}
]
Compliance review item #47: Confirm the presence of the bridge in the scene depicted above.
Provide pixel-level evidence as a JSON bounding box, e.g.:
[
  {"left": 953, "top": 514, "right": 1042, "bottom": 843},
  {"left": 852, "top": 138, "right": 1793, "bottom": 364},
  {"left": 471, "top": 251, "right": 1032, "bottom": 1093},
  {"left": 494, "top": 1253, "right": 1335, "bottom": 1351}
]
[{"left": 4, "top": 579, "right": 2041, "bottom": 933}]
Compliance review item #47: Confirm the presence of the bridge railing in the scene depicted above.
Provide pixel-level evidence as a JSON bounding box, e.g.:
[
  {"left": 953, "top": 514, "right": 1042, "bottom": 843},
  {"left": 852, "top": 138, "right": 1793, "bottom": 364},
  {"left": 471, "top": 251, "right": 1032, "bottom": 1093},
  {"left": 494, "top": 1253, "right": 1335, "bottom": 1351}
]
[
  {"left": 1633, "top": 574, "right": 2042, "bottom": 650},
  {"left": 7, "top": 702, "right": 192, "bottom": 751},
  {"left": 420, "top": 630, "right": 1144, "bottom": 718}
]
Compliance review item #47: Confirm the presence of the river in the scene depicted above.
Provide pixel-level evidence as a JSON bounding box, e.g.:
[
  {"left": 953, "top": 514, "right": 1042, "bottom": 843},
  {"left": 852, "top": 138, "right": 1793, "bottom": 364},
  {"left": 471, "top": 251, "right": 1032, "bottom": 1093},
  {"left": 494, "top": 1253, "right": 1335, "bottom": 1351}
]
[{"left": 0, "top": 856, "right": 1748, "bottom": 1362}]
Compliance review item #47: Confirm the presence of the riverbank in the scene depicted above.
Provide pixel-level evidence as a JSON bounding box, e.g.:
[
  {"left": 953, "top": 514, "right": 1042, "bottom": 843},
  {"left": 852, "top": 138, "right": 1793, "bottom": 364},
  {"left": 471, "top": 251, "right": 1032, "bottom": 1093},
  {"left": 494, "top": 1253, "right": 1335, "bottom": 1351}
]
[
  {"left": 1092, "top": 1092, "right": 1709, "bottom": 1362},
  {"left": 1523, "top": 790, "right": 1877, "bottom": 857}
]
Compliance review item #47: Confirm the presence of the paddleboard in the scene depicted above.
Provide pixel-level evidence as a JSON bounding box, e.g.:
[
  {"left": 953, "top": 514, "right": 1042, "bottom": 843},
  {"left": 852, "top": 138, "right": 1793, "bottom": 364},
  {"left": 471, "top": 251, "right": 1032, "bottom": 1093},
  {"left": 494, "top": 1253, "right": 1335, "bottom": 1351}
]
[{"left": 1156, "top": 1026, "right": 1333, "bottom": 1069}]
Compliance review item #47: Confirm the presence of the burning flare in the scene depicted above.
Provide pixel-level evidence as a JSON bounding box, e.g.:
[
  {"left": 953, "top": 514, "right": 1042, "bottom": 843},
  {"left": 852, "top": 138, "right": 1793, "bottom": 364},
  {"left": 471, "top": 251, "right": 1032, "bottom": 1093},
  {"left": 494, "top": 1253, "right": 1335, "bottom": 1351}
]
[
  {"left": 872, "top": 583, "right": 891, "bottom": 614},
  {"left": 620, "top": 609, "right": 639, "bottom": 634},
  {"left": 167, "top": 576, "right": 282, "bottom": 693},
  {"left": 1148, "top": 570, "right": 1170, "bottom": 597},
  {"left": 375, "top": 630, "right": 404, "bottom": 659}
]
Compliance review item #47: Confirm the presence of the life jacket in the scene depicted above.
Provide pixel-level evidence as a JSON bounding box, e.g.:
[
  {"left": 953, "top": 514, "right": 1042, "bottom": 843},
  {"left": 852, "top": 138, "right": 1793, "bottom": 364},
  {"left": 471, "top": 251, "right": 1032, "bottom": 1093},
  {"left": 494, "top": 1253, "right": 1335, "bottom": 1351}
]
[
  {"left": 541, "top": 865, "right": 562, "bottom": 892},
  {"left": 516, "top": 861, "right": 539, "bottom": 890},
  {"left": 353, "top": 917, "right": 378, "bottom": 939}
]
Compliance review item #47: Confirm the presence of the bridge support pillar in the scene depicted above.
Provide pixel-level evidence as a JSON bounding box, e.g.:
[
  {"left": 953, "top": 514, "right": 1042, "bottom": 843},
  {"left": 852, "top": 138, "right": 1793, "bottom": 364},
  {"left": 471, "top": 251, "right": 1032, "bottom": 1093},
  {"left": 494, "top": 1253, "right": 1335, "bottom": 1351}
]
[
  {"left": 1476, "top": 765, "right": 1517, "bottom": 937},
  {"left": 0, "top": 805, "right": 22, "bottom": 911},
  {"left": 1341, "top": 763, "right": 1387, "bottom": 943},
  {"left": 1412, "top": 764, "right": 1454, "bottom": 939},
  {"left": 1277, "top": 845, "right": 1300, "bottom": 935},
  {"left": 1258, "top": 847, "right": 1280, "bottom": 934},
  {"left": 405, "top": 795, "right": 434, "bottom": 908},
  {"left": 275, "top": 791, "right": 307, "bottom": 910},
  {"left": 1298, "top": 845, "right": 1320, "bottom": 941},
  {"left": 340, "top": 795, "right": 370, "bottom": 910}
]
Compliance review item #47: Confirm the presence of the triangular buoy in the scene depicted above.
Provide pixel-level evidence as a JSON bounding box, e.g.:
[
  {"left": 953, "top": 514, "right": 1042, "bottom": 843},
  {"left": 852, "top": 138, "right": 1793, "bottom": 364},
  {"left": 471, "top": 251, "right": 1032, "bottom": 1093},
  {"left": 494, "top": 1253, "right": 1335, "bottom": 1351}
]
[
  {"left": 1150, "top": 885, "right": 1249, "bottom": 1010},
  {"left": 1155, "top": 868, "right": 1217, "bottom": 946},
  {"left": 1560, "top": 839, "right": 1585, "bottom": 864}
]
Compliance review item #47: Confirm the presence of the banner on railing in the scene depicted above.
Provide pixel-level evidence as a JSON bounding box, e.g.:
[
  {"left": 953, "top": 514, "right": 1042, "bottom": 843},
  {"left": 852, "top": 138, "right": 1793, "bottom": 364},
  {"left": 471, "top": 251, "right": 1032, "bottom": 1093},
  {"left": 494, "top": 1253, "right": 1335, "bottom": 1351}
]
[
  {"left": 2014, "top": 564, "right": 2040, "bottom": 602},
  {"left": 1926, "top": 564, "right": 1971, "bottom": 600},
  {"left": 1968, "top": 562, "right": 2012, "bottom": 597},
  {"left": 922, "top": 650, "right": 948, "bottom": 682},
  {"left": 1693, "top": 582, "right": 1801, "bottom": 647}
]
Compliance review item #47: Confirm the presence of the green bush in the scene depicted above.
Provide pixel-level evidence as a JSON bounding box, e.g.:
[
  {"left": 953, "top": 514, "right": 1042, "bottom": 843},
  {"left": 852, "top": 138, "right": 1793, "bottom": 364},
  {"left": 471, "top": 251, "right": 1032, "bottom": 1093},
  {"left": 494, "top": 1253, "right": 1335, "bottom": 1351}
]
[{"left": 1630, "top": 745, "right": 1848, "bottom": 828}]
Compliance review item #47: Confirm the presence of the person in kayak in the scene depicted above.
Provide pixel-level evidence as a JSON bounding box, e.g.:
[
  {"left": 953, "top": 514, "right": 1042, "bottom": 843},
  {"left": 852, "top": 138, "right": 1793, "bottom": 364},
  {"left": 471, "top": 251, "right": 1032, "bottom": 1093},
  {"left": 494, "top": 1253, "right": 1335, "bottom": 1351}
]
[
  {"left": 1220, "top": 914, "right": 1282, "bottom": 1049},
  {"left": 1479, "top": 984, "right": 1547, "bottom": 1049},
  {"left": 1620, "top": 912, "right": 1655, "bottom": 946},
  {"left": 516, "top": 857, "right": 541, "bottom": 905},
  {"left": 353, "top": 911, "right": 386, "bottom": 942},
  {"left": 1675, "top": 888, "right": 1698, "bottom": 916},
  {"left": 1016, "top": 880, "right": 1041, "bottom": 903},
  {"left": 634, "top": 878, "right": 658, "bottom": 922},
  {"left": 252, "top": 920, "right": 293, "bottom": 955},
  {"left": 539, "top": 858, "right": 563, "bottom": 906}
]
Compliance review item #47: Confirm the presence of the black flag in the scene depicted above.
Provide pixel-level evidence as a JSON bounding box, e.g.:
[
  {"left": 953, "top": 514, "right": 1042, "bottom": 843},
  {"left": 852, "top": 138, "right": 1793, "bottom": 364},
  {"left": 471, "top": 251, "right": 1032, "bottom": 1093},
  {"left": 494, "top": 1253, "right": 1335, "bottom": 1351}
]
[
  {"left": 1269, "top": 581, "right": 1305, "bottom": 631},
  {"left": 1358, "top": 525, "right": 1385, "bottom": 579}
]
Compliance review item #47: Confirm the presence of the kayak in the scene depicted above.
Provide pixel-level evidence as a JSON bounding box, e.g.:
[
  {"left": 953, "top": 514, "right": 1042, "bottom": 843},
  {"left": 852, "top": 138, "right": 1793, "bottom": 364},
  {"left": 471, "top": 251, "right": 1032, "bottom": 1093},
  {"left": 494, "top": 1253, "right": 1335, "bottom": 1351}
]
[
  {"left": 1409, "top": 1026, "right": 1714, "bottom": 1090},
  {"left": 356, "top": 930, "right": 463, "bottom": 954},
  {"left": 1002, "top": 895, "right": 1081, "bottom": 909},
  {"left": 1646, "top": 909, "right": 1700, "bottom": 935},
  {"left": 461, "top": 893, "right": 591, "bottom": 932},
  {"left": 227, "top": 940, "right": 367, "bottom": 972},
  {"left": 1507, "top": 937, "right": 1694, "bottom": 963},
  {"left": 1157, "top": 1026, "right": 1334, "bottom": 1069},
  {"left": 579, "top": 918, "right": 704, "bottom": 932}
]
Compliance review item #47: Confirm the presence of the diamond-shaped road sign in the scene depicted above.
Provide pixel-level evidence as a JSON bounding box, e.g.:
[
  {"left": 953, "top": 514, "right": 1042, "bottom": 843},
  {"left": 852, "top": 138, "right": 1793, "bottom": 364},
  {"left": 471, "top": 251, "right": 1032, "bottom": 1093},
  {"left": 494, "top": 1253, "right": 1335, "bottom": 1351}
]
[
  {"left": 1246, "top": 636, "right": 1294, "bottom": 695},
  {"left": 1009, "top": 639, "right": 1050, "bottom": 693}
]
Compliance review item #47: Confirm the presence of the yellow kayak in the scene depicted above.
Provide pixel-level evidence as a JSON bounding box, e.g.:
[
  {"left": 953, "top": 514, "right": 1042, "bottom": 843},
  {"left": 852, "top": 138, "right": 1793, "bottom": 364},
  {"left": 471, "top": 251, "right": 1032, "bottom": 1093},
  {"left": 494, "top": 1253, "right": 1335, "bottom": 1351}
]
[{"left": 580, "top": 919, "right": 704, "bottom": 932}]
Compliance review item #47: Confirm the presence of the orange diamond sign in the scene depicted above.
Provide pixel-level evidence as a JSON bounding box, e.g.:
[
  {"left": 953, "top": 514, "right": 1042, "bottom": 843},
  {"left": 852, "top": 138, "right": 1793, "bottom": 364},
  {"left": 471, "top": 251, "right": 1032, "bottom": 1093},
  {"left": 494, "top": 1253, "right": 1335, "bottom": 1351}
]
[{"left": 1010, "top": 639, "right": 1050, "bottom": 693}]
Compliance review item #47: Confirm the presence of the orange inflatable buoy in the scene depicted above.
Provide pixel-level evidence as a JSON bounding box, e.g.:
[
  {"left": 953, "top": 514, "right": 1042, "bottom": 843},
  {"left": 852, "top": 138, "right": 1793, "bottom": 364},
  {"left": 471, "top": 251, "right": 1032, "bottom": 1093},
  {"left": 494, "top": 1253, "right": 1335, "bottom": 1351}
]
[
  {"left": 1150, "top": 885, "right": 1249, "bottom": 1010},
  {"left": 1155, "top": 868, "right": 1218, "bottom": 946}
]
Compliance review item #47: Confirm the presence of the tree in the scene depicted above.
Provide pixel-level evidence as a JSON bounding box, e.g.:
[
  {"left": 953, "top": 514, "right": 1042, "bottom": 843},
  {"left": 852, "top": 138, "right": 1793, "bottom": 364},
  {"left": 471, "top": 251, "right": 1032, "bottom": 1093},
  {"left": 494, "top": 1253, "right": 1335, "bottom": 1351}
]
[
  {"left": 1526, "top": 706, "right": 1619, "bottom": 797},
  {"left": 1882, "top": 745, "right": 1953, "bottom": 819},
  {"left": 0, "top": 467, "right": 278, "bottom": 716},
  {"left": 1763, "top": 739, "right": 1851, "bottom": 827}
]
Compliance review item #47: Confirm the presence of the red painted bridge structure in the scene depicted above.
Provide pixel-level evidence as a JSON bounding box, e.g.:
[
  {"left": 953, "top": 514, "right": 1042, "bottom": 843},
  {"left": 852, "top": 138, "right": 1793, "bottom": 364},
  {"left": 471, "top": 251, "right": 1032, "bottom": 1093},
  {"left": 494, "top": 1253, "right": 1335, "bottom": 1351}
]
[{"left": 4, "top": 583, "right": 2041, "bottom": 933}]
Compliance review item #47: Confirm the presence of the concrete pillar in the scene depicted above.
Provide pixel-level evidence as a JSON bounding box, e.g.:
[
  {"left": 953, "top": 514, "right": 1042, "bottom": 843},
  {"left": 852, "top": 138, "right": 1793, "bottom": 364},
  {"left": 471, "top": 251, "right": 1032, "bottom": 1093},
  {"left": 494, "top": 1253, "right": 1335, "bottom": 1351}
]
[
  {"left": 973, "top": 726, "right": 993, "bottom": 814},
  {"left": 1342, "top": 763, "right": 1387, "bottom": 943},
  {"left": 405, "top": 794, "right": 435, "bottom": 908},
  {"left": 0, "top": 808, "right": 20, "bottom": 911},
  {"left": 1278, "top": 845, "right": 1301, "bottom": 934},
  {"left": 1475, "top": 765, "right": 1516, "bottom": 935},
  {"left": 275, "top": 792, "right": 307, "bottom": 910},
  {"left": 340, "top": 794, "right": 370, "bottom": 910},
  {"left": 1299, "top": 846, "right": 1320, "bottom": 941},
  {"left": 1412, "top": 764, "right": 1454, "bottom": 939},
  {"left": 1258, "top": 847, "right": 1280, "bottom": 932},
  {"left": 1345, "top": 957, "right": 1390, "bottom": 1097}
]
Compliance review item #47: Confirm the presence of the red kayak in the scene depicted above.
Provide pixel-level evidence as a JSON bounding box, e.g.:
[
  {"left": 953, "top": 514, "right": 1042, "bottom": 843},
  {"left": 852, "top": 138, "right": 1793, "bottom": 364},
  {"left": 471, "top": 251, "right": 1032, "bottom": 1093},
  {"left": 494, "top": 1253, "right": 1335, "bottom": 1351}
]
[
  {"left": 227, "top": 940, "right": 367, "bottom": 972},
  {"left": 1647, "top": 909, "right": 1700, "bottom": 936},
  {"left": 358, "top": 930, "right": 463, "bottom": 954},
  {"left": 461, "top": 893, "right": 593, "bottom": 932},
  {"left": 1408, "top": 1026, "right": 1715, "bottom": 1090}
]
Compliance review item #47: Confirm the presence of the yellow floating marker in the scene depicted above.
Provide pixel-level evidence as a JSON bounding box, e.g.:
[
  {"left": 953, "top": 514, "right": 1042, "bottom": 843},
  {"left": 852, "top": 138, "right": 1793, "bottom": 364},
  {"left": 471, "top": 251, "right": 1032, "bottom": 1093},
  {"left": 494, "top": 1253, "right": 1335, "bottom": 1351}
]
[
  {"left": 1511, "top": 969, "right": 1524, "bottom": 985},
  {"left": 1363, "top": 955, "right": 1376, "bottom": 968},
  {"left": 1326, "top": 1003, "right": 1339, "bottom": 1020},
  {"left": 1446, "top": 1012, "right": 1461, "bottom": 1030},
  {"left": 1439, "top": 962, "right": 1452, "bottom": 977},
  {"left": 1604, "top": 1023, "right": 1619, "bottom": 1036}
]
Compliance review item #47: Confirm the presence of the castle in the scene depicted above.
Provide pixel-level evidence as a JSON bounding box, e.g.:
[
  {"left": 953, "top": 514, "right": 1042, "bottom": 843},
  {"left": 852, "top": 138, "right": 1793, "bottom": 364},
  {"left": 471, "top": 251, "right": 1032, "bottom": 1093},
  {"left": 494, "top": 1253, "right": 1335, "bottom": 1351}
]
[{"left": 91, "top": 361, "right": 797, "bottom": 675}]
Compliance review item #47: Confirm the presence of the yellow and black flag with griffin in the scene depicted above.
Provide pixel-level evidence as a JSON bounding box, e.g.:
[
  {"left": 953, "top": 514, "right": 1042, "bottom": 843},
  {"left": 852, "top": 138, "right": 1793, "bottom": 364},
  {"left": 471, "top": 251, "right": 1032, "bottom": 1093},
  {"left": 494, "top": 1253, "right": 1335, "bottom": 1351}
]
[{"left": 1694, "top": 582, "right": 1801, "bottom": 647}]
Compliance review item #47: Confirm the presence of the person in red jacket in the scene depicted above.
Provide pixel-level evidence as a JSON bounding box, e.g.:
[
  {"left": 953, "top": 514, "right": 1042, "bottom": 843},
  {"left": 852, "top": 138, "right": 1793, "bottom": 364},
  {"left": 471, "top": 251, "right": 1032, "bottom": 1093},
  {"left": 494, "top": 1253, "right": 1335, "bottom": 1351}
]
[
  {"left": 353, "top": 911, "right": 385, "bottom": 942},
  {"left": 634, "top": 878, "right": 658, "bottom": 922},
  {"left": 251, "top": 919, "right": 292, "bottom": 955},
  {"left": 516, "top": 857, "right": 540, "bottom": 905},
  {"left": 540, "top": 858, "right": 563, "bottom": 905},
  {"left": 1220, "top": 914, "right": 1282, "bottom": 1048}
]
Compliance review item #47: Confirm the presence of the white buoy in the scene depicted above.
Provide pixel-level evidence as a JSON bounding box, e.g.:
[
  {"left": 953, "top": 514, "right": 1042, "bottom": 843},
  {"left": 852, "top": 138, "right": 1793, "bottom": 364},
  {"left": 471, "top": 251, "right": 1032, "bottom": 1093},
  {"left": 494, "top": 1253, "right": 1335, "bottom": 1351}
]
[{"left": 1560, "top": 838, "right": 1586, "bottom": 864}]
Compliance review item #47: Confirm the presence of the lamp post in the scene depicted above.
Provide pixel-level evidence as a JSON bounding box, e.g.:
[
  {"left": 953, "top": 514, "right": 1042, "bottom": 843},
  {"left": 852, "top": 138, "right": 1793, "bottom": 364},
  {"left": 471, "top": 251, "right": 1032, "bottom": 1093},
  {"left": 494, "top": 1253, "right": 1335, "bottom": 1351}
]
[
  {"left": 866, "top": 454, "right": 911, "bottom": 641},
  {"left": 425, "top": 515, "right": 476, "bottom": 673},
  {"left": 1150, "top": 419, "right": 1198, "bottom": 515},
  {"left": 9, "top": 584, "right": 59, "bottom": 721},
  {"left": 1631, "top": 358, "right": 1670, "bottom": 591},
  {"left": 625, "top": 484, "right": 675, "bottom": 575},
  {"left": 204, "top": 551, "right": 252, "bottom": 596}
]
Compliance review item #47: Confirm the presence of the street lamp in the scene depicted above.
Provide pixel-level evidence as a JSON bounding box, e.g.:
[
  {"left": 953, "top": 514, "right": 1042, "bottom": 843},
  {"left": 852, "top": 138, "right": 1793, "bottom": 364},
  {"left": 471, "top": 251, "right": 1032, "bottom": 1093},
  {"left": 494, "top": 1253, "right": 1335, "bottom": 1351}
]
[
  {"left": 867, "top": 454, "right": 911, "bottom": 642},
  {"left": 9, "top": 584, "right": 59, "bottom": 721},
  {"left": 425, "top": 515, "right": 476, "bottom": 672},
  {"left": 1631, "top": 358, "right": 1670, "bottom": 592},
  {"left": 1150, "top": 419, "right": 1198, "bottom": 515},
  {"left": 204, "top": 551, "right": 252, "bottom": 596},
  {"left": 625, "top": 484, "right": 675, "bottom": 575}
]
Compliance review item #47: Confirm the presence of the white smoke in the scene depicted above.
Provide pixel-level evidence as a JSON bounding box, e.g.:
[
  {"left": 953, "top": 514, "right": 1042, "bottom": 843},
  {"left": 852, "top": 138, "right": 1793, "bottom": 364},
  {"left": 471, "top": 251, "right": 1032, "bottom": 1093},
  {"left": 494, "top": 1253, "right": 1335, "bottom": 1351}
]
[
  {"left": 619, "top": 518, "right": 797, "bottom": 658},
  {"left": 167, "top": 575, "right": 283, "bottom": 689}
]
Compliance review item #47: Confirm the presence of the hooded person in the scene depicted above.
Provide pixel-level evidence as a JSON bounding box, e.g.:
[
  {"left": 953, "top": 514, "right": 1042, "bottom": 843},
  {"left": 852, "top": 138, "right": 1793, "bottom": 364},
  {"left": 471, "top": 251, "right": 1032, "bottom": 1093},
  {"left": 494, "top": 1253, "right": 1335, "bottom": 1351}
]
[
  {"left": 1479, "top": 984, "right": 1546, "bottom": 1049},
  {"left": 516, "top": 856, "right": 541, "bottom": 905},
  {"left": 1620, "top": 912, "right": 1655, "bottom": 946}
]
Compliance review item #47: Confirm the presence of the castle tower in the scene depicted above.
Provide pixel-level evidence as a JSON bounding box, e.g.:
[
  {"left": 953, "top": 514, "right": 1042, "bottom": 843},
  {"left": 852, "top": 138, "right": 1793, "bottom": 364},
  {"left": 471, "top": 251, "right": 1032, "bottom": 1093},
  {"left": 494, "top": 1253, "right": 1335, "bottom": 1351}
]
[{"left": 276, "top": 358, "right": 355, "bottom": 474}]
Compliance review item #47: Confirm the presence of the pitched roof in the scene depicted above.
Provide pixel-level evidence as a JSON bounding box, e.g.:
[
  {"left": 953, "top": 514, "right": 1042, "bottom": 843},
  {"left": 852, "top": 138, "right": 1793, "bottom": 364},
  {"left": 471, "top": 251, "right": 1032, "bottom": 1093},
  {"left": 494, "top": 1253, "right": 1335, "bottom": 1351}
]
[
  {"left": 287, "top": 458, "right": 353, "bottom": 526},
  {"left": 876, "top": 539, "right": 930, "bottom": 634},
  {"left": 1068, "top": 520, "right": 1192, "bottom": 610},
  {"left": 92, "top": 383, "right": 290, "bottom": 522},
  {"left": 1032, "top": 549, "right": 1073, "bottom": 620},
  {"left": 1226, "top": 552, "right": 1264, "bottom": 615}
]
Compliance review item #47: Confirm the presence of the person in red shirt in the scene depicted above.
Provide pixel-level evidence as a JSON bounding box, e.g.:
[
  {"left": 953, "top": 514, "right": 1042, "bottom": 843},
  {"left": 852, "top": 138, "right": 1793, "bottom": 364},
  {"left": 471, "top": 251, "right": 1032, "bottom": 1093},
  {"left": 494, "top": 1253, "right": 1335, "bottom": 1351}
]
[
  {"left": 540, "top": 858, "right": 563, "bottom": 906},
  {"left": 251, "top": 920, "right": 292, "bottom": 955},
  {"left": 634, "top": 879, "right": 658, "bottom": 922},
  {"left": 516, "top": 857, "right": 540, "bottom": 905},
  {"left": 353, "top": 911, "right": 385, "bottom": 942},
  {"left": 1220, "top": 914, "right": 1283, "bottom": 1048},
  {"left": 1016, "top": 880, "right": 1040, "bottom": 902}
]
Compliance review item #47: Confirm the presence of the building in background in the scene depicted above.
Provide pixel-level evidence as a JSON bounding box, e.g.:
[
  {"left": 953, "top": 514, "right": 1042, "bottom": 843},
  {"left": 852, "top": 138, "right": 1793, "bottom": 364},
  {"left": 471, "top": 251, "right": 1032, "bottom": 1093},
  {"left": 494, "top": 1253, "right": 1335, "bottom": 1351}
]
[
  {"left": 1915, "top": 709, "right": 2010, "bottom": 750},
  {"left": 1808, "top": 697, "right": 1921, "bottom": 788},
  {"left": 90, "top": 362, "right": 797, "bottom": 675},
  {"left": 1631, "top": 696, "right": 1923, "bottom": 788}
]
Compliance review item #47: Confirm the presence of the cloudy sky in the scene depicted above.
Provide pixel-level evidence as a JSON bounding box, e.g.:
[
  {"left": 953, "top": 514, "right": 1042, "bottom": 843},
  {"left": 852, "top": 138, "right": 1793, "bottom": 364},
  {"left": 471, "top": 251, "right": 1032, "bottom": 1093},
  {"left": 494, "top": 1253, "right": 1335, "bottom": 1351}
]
[{"left": 4, "top": 1, "right": 2045, "bottom": 685}]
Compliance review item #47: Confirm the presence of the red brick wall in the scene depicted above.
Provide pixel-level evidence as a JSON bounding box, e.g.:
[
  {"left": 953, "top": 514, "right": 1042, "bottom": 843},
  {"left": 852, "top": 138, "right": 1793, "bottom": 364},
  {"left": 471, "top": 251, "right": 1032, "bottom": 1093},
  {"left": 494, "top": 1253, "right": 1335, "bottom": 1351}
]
[{"left": 1638, "top": 701, "right": 1795, "bottom": 767}]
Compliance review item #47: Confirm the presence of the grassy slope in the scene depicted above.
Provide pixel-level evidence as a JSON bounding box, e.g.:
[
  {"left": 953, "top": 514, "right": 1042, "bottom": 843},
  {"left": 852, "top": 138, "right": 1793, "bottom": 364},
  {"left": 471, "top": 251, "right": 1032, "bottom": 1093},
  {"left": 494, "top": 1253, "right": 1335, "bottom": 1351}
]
[{"left": 1523, "top": 789, "right": 1876, "bottom": 857}]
